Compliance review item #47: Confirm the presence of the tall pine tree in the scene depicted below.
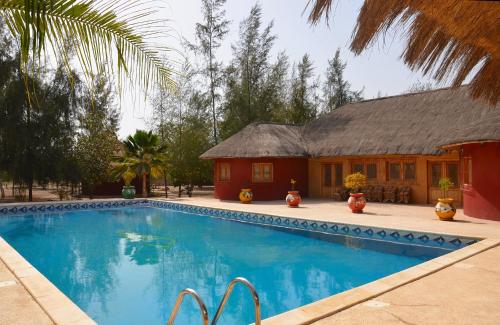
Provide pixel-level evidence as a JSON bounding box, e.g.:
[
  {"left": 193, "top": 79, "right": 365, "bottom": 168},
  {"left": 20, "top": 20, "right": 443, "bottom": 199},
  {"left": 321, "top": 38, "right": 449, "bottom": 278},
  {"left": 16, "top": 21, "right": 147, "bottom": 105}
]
[
  {"left": 190, "top": 0, "right": 229, "bottom": 144},
  {"left": 220, "top": 4, "right": 276, "bottom": 138},
  {"left": 323, "top": 49, "right": 363, "bottom": 112},
  {"left": 288, "top": 54, "right": 318, "bottom": 124}
]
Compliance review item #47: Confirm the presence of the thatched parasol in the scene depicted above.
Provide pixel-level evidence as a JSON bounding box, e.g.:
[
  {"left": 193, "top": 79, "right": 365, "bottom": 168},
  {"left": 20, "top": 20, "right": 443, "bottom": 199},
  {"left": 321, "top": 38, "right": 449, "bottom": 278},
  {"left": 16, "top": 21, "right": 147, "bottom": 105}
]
[{"left": 307, "top": 0, "right": 500, "bottom": 106}]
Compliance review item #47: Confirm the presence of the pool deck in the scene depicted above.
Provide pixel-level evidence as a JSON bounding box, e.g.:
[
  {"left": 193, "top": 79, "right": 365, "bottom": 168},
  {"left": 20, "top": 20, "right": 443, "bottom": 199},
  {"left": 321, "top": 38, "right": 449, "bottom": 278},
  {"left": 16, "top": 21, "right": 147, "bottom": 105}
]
[{"left": 1, "top": 197, "right": 500, "bottom": 324}]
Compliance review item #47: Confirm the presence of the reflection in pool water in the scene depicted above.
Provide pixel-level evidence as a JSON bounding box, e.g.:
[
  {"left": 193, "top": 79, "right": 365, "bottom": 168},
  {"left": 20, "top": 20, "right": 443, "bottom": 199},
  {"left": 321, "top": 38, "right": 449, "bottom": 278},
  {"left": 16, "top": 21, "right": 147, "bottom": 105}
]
[{"left": 0, "top": 207, "right": 441, "bottom": 324}]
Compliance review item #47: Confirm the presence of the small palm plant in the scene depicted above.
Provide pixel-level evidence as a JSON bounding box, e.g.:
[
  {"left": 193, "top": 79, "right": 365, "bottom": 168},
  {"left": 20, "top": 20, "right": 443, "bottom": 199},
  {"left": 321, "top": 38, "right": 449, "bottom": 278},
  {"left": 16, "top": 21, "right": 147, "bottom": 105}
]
[
  {"left": 113, "top": 130, "right": 166, "bottom": 198},
  {"left": 122, "top": 170, "right": 136, "bottom": 187},
  {"left": 438, "top": 177, "right": 454, "bottom": 199}
]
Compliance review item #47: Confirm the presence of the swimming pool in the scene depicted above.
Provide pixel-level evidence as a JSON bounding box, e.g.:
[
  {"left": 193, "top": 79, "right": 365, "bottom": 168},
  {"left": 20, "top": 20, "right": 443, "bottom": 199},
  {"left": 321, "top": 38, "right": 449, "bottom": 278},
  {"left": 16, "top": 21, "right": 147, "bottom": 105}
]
[{"left": 0, "top": 200, "right": 477, "bottom": 324}]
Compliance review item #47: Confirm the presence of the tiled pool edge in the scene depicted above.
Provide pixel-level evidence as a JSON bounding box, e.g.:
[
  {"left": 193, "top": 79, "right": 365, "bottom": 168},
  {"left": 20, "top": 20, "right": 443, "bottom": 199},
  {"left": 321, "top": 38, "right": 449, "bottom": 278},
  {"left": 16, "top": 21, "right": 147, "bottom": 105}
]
[
  {"left": 0, "top": 198, "right": 492, "bottom": 325},
  {"left": 0, "top": 237, "right": 96, "bottom": 325},
  {"left": 0, "top": 198, "right": 480, "bottom": 250},
  {"left": 260, "top": 238, "right": 500, "bottom": 325},
  {"left": 147, "top": 199, "right": 480, "bottom": 250}
]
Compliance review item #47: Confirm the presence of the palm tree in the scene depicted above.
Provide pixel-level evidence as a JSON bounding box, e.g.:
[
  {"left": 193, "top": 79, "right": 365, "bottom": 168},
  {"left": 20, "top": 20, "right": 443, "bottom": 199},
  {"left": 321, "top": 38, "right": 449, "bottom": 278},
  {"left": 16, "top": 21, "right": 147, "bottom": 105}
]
[
  {"left": 0, "top": 0, "right": 175, "bottom": 94},
  {"left": 116, "top": 130, "right": 166, "bottom": 197}
]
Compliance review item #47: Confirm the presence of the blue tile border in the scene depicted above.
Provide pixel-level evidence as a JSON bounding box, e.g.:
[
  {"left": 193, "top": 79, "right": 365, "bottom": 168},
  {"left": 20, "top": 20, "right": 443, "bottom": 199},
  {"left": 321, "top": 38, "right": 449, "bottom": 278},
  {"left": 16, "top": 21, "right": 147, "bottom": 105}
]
[{"left": 0, "top": 199, "right": 480, "bottom": 251}]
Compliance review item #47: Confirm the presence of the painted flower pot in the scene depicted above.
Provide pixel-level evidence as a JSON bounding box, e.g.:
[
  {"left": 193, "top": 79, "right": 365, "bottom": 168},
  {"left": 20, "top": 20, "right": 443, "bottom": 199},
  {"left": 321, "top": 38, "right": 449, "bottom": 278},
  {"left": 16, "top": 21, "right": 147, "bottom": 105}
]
[
  {"left": 347, "top": 193, "right": 366, "bottom": 213},
  {"left": 435, "top": 198, "right": 456, "bottom": 221},
  {"left": 122, "top": 186, "right": 136, "bottom": 199},
  {"left": 286, "top": 191, "right": 301, "bottom": 208},
  {"left": 239, "top": 188, "right": 253, "bottom": 204}
]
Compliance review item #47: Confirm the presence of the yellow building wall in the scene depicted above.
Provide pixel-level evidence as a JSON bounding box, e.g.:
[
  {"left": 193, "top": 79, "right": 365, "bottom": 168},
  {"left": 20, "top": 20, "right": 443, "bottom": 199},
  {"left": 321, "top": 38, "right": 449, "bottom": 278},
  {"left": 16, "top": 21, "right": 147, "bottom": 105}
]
[{"left": 308, "top": 152, "right": 461, "bottom": 205}]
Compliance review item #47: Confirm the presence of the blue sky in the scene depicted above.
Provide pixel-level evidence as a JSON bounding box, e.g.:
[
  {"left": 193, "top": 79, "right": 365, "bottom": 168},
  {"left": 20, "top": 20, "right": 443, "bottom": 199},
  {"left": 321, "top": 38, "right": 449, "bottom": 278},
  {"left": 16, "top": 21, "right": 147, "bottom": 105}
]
[{"left": 118, "top": 0, "right": 440, "bottom": 138}]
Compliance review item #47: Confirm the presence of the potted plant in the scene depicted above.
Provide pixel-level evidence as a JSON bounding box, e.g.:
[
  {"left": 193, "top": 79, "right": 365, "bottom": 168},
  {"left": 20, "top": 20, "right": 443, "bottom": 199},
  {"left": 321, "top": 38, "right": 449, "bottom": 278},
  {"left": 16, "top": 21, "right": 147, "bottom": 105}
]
[
  {"left": 286, "top": 178, "right": 301, "bottom": 207},
  {"left": 345, "top": 172, "right": 367, "bottom": 213},
  {"left": 122, "top": 170, "right": 137, "bottom": 199},
  {"left": 239, "top": 181, "right": 253, "bottom": 204},
  {"left": 435, "top": 177, "right": 456, "bottom": 221}
]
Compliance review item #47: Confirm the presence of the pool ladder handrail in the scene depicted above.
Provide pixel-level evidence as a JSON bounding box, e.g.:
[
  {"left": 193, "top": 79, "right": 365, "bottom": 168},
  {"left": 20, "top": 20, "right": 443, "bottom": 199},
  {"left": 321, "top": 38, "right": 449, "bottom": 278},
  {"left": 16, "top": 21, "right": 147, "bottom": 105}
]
[
  {"left": 167, "top": 288, "right": 209, "bottom": 325},
  {"left": 211, "top": 277, "right": 261, "bottom": 325},
  {"left": 166, "top": 277, "right": 261, "bottom": 325}
]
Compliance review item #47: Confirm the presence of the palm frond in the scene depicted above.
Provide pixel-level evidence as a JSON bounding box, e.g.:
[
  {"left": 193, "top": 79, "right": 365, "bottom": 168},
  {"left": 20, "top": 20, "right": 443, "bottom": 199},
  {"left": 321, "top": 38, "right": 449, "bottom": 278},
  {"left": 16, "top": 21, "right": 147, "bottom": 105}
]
[{"left": 0, "top": 0, "right": 177, "bottom": 95}]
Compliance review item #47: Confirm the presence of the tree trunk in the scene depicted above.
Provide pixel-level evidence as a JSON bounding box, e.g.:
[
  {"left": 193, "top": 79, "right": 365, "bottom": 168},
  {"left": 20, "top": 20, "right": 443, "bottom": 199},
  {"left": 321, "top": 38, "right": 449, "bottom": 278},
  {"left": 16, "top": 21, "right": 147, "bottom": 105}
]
[
  {"left": 163, "top": 175, "right": 168, "bottom": 198},
  {"left": 28, "top": 181, "right": 33, "bottom": 202},
  {"left": 24, "top": 77, "right": 34, "bottom": 202},
  {"left": 209, "top": 45, "right": 218, "bottom": 144},
  {"left": 143, "top": 173, "right": 148, "bottom": 198},
  {"left": 0, "top": 179, "right": 4, "bottom": 199}
]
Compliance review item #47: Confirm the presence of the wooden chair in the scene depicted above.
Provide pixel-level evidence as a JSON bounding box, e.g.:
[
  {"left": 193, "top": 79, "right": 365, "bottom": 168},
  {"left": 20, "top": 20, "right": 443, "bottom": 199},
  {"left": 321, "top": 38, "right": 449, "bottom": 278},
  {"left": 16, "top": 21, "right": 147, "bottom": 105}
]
[
  {"left": 333, "top": 187, "right": 349, "bottom": 201},
  {"left": 373, "top": 185, "right": 384, "bottom": 202},
  {"left": 383, "top": 186, "right": 397, "bottom": 203},
  {"left": 362, "top": 186, "right": 374, "bottom": 202},
  {"left": 398, "top": 186, "right": 411, "bottom": 204}
]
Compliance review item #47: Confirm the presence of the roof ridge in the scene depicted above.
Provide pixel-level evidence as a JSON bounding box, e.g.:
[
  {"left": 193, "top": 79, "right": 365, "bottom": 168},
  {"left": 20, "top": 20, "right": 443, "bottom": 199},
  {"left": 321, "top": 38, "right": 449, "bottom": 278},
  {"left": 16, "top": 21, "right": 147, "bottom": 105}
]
[
  {"left": 249, "top": 121, "right": 303, "bottom": 127},
  {"left": 351, "top": 84, "right": 470, "bottom": 105}
]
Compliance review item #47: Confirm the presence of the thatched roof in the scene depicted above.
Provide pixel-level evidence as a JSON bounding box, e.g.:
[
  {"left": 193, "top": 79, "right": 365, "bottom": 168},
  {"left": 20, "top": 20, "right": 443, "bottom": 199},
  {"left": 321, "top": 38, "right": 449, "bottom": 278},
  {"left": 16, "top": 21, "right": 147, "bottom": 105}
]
[
  {"left": 201, "top": 86, "right": 500, "bottom": 159},
  {"left": 440, "top": 115, "right": 500, "bottom": 148},
  {"left": 304, "top": 86, "right": 500, "bottom": 157},
  {"left": 200, "top": 123, "right": 308, "bottom": 159},
  {"left": 307, "top": 0, "right": 500, "bottom": 106}
]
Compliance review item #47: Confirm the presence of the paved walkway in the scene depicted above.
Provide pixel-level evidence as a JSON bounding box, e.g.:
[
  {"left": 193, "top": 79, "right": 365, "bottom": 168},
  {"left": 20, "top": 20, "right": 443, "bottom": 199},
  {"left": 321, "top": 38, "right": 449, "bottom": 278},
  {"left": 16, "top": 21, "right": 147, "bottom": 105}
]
[
  {"left": 167, "top": 197, "right": 500, "bottom": 239},
  {"left": 314, "top": 245, "right": 500, "bottom": 325},
  {"left": 0, "top": 259, "right": 53, "bottom": 325}
]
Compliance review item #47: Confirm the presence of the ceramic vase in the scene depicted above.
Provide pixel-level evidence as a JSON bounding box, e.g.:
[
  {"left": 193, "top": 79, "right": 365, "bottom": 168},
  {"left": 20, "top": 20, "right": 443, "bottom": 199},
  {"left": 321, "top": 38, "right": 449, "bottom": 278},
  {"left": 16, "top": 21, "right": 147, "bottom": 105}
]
[
  {"left": 286, "top": 191, "right": 301, "bottom": 208},
  {"left": 435, "top": 198, "right": 456, "bottom": 221},
  {"left": 347, "top": 193, "right": 366, "bottom": 213},
  {"left": 239, "top": 188, "right": 253, "bottom": 204},
  {"left": 122, "top": 186, "right": 136, "bottom": 199}
]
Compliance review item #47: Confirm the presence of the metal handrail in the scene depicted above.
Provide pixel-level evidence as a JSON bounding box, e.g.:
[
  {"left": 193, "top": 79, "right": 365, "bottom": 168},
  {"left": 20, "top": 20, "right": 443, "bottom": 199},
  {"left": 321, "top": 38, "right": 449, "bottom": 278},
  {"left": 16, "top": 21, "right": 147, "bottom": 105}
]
[
  {"left": 211, "top": 277, "right": 261, "bottom": 325},
  {"left": 167, "top": 288, "right": 209, "bottom": 325}
]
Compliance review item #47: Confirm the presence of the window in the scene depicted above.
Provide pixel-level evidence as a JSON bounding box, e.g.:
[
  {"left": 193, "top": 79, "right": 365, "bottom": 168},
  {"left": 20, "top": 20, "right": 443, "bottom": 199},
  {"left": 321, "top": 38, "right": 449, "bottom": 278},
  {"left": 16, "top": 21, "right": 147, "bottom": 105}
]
[
  {"left": 447, "top": 162, "right": 459, "bottom": 188},
  {"left": 252, "top": 163, "right": 273, "bottom": 183},
  {"left": 463, "top": 157, "right": 472, "bottom": 185},
  {"left": 366, "top": 163, "right": 377, "bottom": 179},
  {"left": 218, "top": 163, "right": 230, "bottom": 181},
  {"left": 404, "top": 163, "right": 416, "bottom": 180},
  {"left": 431, "top": 163, "right": 441, "bottom": 187},
  {"left": 334, "top": 164, "right": 343, "bottom": 187},
  {"left": 322, "top": 164, "right": 332, "bottom": 187},
  {"left": 352, "top": 163, "right": 364, "bottom": 174},
  {"left": 388, "top": 163, "right": 401, "bottom": 180}
]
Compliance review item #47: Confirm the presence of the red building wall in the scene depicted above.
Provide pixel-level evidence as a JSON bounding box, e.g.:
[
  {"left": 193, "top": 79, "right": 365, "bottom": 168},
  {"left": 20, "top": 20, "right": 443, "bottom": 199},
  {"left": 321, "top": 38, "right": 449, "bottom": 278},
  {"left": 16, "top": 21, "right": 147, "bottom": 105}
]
[
  {"left": 462, "top": 142, "right": 500, "bottom": 221},
  {"left": 214, "top": 158, "right": 308, "bottom": 201}
]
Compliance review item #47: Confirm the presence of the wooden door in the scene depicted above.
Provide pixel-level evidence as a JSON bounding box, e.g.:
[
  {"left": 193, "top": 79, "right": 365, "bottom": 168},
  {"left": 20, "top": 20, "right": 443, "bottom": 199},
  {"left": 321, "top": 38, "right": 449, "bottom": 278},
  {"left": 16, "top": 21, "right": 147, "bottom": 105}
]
[
  {"left": 332, "top": 163, "right": 344, "bottom": 194},
  {"left": 320, "top": 164, "right": 332, "bottom": 198},
  {"left": 427, "top": 161, "right": 461, "bottom": 205}
]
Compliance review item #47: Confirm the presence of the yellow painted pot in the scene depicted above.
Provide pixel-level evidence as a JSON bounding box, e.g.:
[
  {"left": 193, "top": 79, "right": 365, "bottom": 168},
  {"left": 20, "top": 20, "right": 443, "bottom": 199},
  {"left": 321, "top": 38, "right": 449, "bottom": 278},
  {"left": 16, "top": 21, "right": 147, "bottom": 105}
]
[
  {"left": 239, "top": 188, "right": 253, "bottom": 204},
  {"left": 435, "top": 198, "right": 456, "bottom": 221}
]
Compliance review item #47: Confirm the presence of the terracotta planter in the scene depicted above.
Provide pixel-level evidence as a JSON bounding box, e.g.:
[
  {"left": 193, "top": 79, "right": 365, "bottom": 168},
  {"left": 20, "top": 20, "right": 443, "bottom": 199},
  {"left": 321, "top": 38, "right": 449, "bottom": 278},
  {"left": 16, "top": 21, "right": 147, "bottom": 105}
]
[
  {"left": 122, "top": 186, "right": 136, "bottom": 199},
  {"left": 347, "top": 193, "right": 366, "bottom": 213},
  {"left": 286, "top": 190, "right": 301, "bottom": 208},
  {"left": 435, "top": 198, "right": 456, "bottom": 221},
  {"left": 239, "top": 188, "right": 253, "bottom": 204}
]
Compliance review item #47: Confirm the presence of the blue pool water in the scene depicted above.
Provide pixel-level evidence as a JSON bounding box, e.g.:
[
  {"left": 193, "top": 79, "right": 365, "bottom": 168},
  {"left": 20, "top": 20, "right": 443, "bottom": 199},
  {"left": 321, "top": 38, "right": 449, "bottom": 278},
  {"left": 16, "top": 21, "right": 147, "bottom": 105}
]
[{"left": 0, "top": 206, "right": 446, "bottom": 324}]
